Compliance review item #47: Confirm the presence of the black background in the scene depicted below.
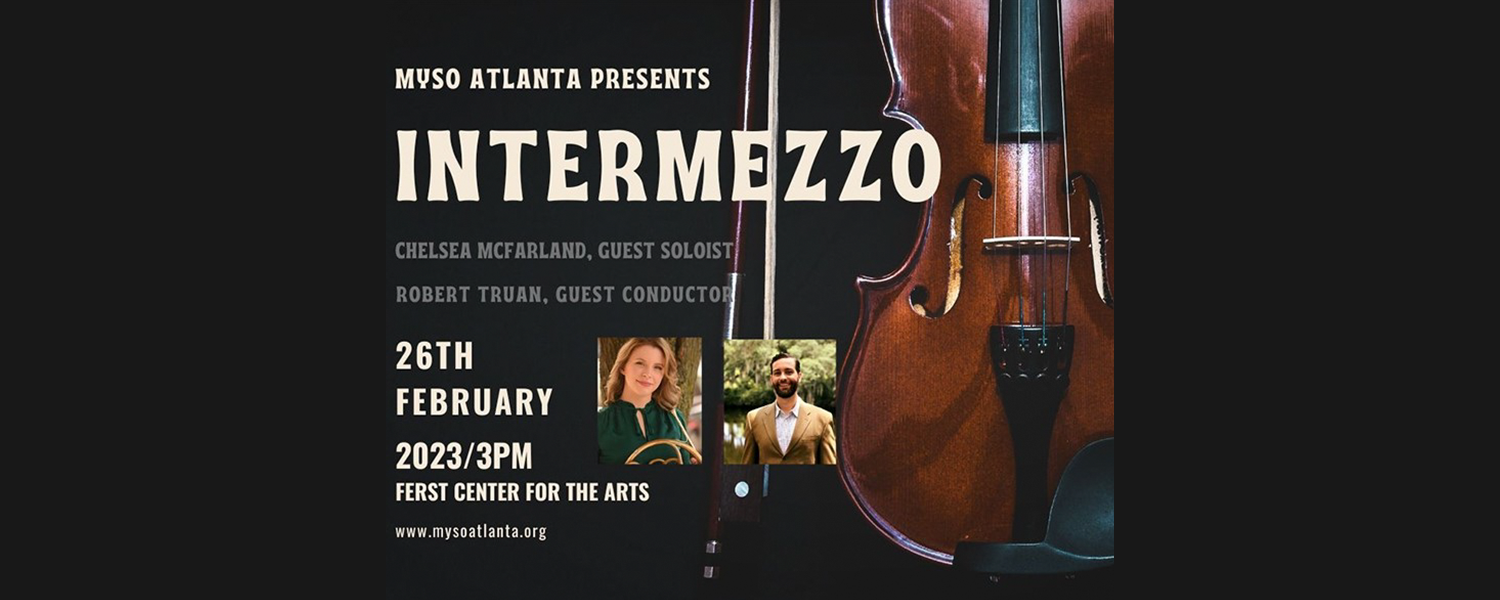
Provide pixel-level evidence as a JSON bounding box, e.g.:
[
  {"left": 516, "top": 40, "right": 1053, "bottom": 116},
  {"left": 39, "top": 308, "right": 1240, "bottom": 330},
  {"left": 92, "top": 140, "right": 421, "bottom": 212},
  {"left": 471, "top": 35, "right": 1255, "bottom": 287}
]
[{"left": 381, "top": 2, "right": 1114, "bottom": 598}]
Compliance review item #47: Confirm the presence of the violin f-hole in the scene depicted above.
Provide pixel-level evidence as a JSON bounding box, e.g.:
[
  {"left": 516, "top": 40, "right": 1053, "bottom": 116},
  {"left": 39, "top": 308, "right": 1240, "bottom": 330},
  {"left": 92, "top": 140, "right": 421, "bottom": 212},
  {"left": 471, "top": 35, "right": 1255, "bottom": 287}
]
[
  {"left": 959, "top": 174, "right": 994, "bottom": 203},
  {"left": 1069, "top": 172, "right": 1113, "bottom": 308},
  {"left": 908, "top": 174, "right": 993, "bottom": 318}
]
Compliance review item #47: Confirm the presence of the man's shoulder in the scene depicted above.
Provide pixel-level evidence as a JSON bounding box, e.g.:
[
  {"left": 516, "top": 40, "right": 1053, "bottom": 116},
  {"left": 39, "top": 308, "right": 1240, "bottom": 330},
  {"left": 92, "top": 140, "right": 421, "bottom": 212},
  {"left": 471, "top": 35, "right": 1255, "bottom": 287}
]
[
  {"left": 746, "top": 404, "right": 766, "bottom": 422},
  {"left": 804, "top": 402, "right": 834, "bottom": 422}
]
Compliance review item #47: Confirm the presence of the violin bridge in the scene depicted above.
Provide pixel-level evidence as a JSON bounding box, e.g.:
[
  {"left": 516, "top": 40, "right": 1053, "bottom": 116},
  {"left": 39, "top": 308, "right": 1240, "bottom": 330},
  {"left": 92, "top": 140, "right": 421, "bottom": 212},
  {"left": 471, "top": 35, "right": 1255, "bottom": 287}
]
[{"left": 982, "top": 235, "right": 1080, "bottom": 250}]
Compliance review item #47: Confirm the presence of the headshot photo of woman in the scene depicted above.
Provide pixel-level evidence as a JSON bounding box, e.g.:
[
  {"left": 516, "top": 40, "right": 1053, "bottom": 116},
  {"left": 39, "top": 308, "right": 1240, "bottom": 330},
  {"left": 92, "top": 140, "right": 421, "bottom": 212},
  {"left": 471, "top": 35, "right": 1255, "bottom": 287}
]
[{"left": 597, "top": 337, "right": 703, "bottom": 465}]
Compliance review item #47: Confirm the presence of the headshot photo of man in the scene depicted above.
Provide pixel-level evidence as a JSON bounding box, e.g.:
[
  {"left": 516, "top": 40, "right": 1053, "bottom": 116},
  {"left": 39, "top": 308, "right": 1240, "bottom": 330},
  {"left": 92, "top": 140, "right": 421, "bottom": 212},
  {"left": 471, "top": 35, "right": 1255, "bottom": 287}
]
[{"left": 741, "top": 351, "right": 837, "bottom": 465}]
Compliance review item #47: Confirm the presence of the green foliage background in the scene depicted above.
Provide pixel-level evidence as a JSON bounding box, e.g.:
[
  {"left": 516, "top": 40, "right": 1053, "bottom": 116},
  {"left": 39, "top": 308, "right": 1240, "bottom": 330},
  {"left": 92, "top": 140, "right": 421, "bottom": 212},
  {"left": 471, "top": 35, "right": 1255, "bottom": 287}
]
[{"left": 722, "top": 339, "right": 838, "bottom": 410}]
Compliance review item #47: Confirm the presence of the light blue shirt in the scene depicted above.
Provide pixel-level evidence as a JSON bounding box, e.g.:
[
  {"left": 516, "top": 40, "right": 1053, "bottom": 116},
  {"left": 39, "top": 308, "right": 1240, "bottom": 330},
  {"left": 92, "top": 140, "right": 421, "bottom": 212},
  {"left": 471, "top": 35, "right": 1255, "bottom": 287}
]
[{"left": 774, "top": 398, "right": 800, "bottom": 455}]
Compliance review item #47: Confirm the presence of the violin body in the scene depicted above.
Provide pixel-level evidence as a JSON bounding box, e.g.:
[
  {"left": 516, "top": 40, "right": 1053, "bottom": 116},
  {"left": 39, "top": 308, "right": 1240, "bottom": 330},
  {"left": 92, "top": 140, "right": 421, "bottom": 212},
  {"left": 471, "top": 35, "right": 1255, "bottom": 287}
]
[{"left": 837, "top": 0, "right": 1113, "bottom": 563}]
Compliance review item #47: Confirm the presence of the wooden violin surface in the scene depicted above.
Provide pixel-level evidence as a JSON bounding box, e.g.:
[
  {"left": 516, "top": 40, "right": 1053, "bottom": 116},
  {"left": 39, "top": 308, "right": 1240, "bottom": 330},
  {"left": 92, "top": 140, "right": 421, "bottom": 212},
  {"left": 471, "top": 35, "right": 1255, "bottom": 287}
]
[{"left": 837, "top": 0, "right": 1113, "bottom": 564}]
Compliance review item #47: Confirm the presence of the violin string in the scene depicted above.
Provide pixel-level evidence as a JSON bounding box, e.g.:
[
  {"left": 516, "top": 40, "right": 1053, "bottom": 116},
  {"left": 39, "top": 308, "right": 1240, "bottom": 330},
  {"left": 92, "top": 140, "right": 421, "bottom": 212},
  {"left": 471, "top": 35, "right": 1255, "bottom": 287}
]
[
  {"left": 1036, "top": 0, "right": 1048, "bottom": 335},
  {"left": 1013, "top": 0, "right": 1025, "bottom": 330},
  {"left": 992, "top": 0, "right": 1004, "bottom": 324},
  {"left": 991, "top": 0, "right": 1000, "bottom": 243},
  {"left": 1055, "top": 0, "right": 1072, "bottom": 325}
]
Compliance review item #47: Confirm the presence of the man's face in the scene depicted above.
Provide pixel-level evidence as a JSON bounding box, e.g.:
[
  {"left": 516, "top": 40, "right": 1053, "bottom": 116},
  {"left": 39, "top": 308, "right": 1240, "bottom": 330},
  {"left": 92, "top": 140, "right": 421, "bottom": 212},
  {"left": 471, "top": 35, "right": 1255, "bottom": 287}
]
[{"left": 770, "top": 357, "right": 800, "bottom": 399}]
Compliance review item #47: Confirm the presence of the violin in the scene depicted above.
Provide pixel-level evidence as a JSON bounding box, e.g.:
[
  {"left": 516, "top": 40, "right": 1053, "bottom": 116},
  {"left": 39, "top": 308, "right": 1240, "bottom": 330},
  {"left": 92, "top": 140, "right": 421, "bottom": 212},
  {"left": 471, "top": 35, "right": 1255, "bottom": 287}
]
[{"left": 836, "top": 0, "right": 1114, "bottom": 567}]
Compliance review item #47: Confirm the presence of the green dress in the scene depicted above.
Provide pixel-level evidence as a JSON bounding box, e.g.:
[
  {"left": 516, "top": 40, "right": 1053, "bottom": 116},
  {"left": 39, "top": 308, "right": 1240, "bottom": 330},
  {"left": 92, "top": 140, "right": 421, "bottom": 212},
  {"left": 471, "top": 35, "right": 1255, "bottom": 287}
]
[{"left": 597, "top": 400, "right": 691, "bottom": 464}]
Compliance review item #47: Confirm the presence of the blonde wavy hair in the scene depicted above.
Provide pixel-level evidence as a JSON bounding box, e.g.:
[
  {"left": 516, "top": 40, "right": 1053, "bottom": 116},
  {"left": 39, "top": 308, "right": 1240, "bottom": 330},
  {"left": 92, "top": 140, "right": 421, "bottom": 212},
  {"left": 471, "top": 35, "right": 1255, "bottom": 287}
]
[{"left": 603, "top": 337, "right": 681, "bottom": 412}]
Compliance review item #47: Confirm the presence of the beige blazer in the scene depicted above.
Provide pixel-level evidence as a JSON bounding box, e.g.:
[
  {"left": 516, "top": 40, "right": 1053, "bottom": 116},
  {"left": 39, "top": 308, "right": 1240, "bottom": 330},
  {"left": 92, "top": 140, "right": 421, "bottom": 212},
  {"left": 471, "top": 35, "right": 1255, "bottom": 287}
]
[{"left": 742, "top": 400, "right": 837, "bottom": 464}]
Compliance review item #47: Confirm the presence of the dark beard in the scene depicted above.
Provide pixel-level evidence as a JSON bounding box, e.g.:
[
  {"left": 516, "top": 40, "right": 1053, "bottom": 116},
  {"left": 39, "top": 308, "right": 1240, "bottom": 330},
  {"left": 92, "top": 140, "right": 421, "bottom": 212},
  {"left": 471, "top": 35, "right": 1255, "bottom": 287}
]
[{"left": 774, "top": 380, "right": 797, "bottom": 399}]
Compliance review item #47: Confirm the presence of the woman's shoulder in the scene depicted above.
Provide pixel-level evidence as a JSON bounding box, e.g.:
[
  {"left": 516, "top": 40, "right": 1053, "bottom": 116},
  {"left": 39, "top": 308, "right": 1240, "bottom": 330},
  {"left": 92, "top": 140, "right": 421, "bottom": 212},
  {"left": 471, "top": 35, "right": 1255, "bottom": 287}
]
[{"left": 597, "top": 400, "right": 626, "bottom": 422}]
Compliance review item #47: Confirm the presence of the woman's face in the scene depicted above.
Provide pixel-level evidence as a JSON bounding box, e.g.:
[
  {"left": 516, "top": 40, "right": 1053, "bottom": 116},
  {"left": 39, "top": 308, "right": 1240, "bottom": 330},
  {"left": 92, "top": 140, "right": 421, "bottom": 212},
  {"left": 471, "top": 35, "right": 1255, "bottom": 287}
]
[{"left": 622, "top": 344, "right": 666, "bottom": 401}]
